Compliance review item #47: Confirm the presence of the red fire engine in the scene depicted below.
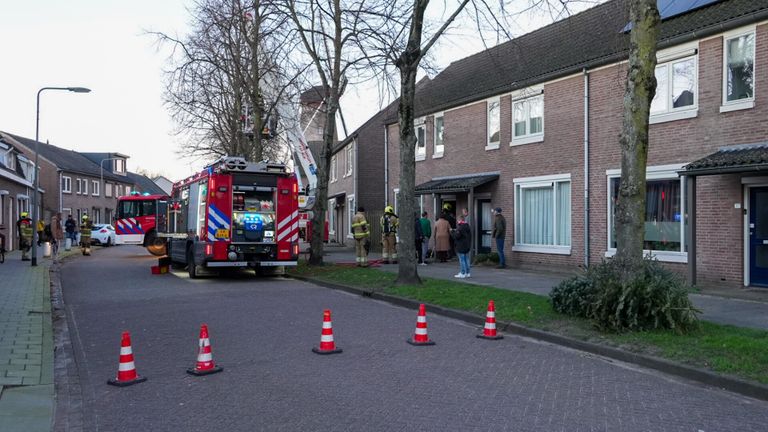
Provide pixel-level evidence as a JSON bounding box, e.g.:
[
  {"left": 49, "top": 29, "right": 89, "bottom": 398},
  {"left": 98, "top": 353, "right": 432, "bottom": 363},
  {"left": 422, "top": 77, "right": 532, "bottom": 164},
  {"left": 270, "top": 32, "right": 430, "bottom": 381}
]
[
  {"left": 160, "top": 157, "right": 300, "bottom": 278},
  {"left": 115, "top": 193, "right": 169, "bottom": 256}
]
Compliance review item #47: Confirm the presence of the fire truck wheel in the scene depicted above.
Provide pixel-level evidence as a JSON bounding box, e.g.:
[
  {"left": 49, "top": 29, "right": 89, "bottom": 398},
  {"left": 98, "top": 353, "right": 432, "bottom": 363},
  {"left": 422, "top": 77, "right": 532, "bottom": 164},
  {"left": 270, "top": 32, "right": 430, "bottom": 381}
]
[
  {"left": 145, "top": 231, "right": 167, "bottom": 256},
  {"left": 187, "top": 249, "right": 199, "bottom": 279}
]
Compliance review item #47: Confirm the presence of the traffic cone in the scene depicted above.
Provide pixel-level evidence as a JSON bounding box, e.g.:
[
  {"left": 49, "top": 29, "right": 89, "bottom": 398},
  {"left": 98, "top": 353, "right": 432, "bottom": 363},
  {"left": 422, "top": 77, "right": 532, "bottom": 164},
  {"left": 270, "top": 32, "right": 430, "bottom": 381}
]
[
  {"left": 477, "top": 300, "right": 503, "bottom": 340},
  {"left": 407, "top": 304, "right": 435, "bottom": 346},
  {"left": 312, "top": 309, "right": 342, "bottom": 355},
  {"left": 107, "top": 331, "right": 147, "bottom": 387},
  {"left": 187, "top": 324, "right": 223, "bottom": 376}
]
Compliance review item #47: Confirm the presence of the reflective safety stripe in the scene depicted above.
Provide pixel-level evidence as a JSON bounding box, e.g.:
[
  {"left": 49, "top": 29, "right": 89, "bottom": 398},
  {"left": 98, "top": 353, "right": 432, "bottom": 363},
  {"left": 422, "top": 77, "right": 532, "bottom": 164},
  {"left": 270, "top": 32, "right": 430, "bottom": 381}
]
[
  {"left": 484, "top": 323, "right": 496, "bottom": 329},
  {"left": 120, "top": 347, "right": 133, "bottom": 355},
  {"left": 322, "top": 322, "right": 332, "bottom": 329},
  {"left": 197, "top": 352, "right": 213, "bottom": 362},
  {"left": 417, "top": 316, "right": 426, "bottom": 323},
  {"left": 414, "top": 328, "right": 427, "bottom": 335},
  {"left": 487, "top": 311, "right": 495, "bottom": 318},
  {"left": 320, "top": 335, "right": 334, "bottom": 342},
  {"left": 118, "top": 361, "right": 136, "bottom": 371}
]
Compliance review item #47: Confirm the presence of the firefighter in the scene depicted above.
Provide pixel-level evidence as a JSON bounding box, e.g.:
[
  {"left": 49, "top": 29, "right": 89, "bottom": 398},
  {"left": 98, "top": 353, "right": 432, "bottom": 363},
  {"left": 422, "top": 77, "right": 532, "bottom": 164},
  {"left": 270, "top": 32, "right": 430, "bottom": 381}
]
[
  {"left": 17, "top": 211, "right": 33, "bottom": 261},
  {"left": 380, "top": 205, "right": 399, "bottom": 264},
  {"left": 79, "top": 215, "right": 93, "bottom": 256},
  {"left": 351, "top": 206, "right": 370, "bottom": 267}
]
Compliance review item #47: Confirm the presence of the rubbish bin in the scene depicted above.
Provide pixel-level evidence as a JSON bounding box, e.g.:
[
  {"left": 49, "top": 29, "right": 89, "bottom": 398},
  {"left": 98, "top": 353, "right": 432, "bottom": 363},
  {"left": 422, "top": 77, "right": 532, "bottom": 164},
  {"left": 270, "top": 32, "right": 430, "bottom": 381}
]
[
  {"left": 65, "top": 238, "right": 72, "bottom": 251},
  {"left": 43, "top": 242, "right": 52, "bottom": 257}
]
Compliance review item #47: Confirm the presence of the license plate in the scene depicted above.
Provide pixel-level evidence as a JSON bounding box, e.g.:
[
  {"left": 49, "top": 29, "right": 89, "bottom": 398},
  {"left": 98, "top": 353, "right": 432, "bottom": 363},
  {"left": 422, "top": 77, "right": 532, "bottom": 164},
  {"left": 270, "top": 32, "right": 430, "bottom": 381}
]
[
  {"left": 215, "top": 229, "right": 229, "bottom": 239},
  {"left": 264, "top": 230, "right": 274, "bottom": 238}
]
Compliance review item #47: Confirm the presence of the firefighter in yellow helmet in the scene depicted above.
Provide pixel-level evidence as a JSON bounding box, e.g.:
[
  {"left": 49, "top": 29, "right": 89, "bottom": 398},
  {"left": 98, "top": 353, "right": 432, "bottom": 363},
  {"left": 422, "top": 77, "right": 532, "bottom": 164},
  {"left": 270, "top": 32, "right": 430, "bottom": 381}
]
[
  {"left": 380, "top": 205, "right": 399, "bottom": 264},
  {"left": 80, "top": 214, "right": 93, "bottom": 256},
  {"left": 351, "top": 206, "right": 370, "bottom": 267},
  {"left": 17, "top": 211, "right": 33, "bottom": 261}
]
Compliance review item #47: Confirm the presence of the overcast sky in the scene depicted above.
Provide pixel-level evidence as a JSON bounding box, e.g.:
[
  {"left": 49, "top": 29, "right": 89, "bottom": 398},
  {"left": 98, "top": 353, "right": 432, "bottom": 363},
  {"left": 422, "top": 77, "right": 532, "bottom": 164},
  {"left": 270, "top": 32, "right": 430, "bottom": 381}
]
[{"left": 1, "top": 1, "right": 596, "bottom": 182}]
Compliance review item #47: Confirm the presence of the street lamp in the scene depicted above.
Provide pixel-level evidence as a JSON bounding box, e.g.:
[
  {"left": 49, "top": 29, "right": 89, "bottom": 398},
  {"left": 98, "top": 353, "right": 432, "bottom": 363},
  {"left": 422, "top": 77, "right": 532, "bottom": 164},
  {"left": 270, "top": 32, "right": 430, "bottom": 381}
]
[{"left": 31, "top": 86, "right": 91, "bottom": 266}]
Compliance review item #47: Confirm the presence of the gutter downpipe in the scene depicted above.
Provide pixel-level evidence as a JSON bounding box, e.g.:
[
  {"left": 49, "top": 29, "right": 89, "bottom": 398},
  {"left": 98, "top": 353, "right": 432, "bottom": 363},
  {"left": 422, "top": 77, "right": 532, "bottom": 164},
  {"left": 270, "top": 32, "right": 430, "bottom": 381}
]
[
  {"left": 583, "top": 68, "right": 590, "bottom": 268},
  {"left": 58, "top": 170, "right": 63, "bottom": 212},
  {"left": 384, "top": 125, "right": 389, "bottom": 207}
]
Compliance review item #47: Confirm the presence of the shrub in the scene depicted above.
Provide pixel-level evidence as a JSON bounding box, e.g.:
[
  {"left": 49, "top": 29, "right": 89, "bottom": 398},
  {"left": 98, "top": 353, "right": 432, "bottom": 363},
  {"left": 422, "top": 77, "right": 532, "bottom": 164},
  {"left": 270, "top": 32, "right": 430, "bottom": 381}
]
[
  {"left": 472, "top": 253, "right": 488, "bottom": 265},
  {"left": 549, "top": 258, "right": 700, "bottom": 333},
  {"left": 472, "top": 253, "right": 499, "bottom": 265}
]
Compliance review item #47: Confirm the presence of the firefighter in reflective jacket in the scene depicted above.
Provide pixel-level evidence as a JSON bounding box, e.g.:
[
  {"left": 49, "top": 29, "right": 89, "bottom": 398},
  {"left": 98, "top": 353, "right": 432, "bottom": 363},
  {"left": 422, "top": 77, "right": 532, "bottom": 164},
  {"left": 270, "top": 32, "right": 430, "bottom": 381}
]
[
  {"left": 17, "top": 212, "right": 33, "bottom": 261},
  {"left": 380, "top": 205, "right": 399, "bottom": 264},
  {"left": 351, "top": 206, "right": 370, "bottom": 267},
  {"left": 79, "top": 215, "right": 93, "bottom": 256}
]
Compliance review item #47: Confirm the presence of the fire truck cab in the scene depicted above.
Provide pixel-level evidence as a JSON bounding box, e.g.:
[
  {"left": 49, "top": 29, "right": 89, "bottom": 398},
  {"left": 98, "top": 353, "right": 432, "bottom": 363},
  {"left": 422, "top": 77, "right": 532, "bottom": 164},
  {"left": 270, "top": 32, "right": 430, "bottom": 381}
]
[{"left": 161, "top": 157, "right": 300, "bottom": 278}]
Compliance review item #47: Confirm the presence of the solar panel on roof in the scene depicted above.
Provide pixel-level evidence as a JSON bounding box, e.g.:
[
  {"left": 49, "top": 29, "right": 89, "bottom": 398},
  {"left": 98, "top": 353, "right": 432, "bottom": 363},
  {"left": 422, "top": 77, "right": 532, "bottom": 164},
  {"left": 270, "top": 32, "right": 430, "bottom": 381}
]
[{"left": 623, "top": 0, "right": 723, "bottom": 32}]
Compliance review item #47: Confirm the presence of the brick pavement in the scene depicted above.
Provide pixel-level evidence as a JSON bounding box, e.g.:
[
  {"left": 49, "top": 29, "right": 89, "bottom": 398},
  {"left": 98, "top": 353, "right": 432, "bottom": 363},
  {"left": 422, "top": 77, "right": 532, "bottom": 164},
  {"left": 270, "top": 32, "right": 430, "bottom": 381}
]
[
  {"left": 59, "top": 246, "right": 768, "bottom": 431},
  {"left": 0, "top": 246, "right": 78, "bottom": 431}
]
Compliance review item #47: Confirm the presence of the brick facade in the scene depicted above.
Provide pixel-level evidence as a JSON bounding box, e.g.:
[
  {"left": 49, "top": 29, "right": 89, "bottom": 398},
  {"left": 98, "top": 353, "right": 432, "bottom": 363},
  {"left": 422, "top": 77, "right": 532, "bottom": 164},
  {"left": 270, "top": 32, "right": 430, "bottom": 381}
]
[{"left": 382, "top": 21, "right": 768, "bottom": 288}]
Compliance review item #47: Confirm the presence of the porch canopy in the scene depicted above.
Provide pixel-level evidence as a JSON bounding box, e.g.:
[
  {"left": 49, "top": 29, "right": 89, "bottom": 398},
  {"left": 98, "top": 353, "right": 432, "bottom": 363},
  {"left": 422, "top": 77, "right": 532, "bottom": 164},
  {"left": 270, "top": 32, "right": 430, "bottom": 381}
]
[
  {"left": 414, "top": 172, "right": 499, "bottom": 195},
  {"left": 679, "top": 142, "right": 768, "bottom": 285}
]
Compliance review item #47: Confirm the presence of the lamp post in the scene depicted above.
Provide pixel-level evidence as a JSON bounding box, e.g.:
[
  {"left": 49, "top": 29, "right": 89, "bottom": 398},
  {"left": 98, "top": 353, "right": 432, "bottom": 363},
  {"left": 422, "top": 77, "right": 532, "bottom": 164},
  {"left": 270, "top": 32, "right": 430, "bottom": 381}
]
[{"left": 31, "top": 86, "right": 91, "bottom": 266}]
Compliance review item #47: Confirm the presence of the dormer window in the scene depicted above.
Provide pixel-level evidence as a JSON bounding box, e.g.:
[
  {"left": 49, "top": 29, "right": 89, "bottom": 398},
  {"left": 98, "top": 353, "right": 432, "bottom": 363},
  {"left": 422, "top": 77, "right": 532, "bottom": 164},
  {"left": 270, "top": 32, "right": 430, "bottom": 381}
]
[{"left": 114, "top": 159, "right": 126, "bottom": 173}]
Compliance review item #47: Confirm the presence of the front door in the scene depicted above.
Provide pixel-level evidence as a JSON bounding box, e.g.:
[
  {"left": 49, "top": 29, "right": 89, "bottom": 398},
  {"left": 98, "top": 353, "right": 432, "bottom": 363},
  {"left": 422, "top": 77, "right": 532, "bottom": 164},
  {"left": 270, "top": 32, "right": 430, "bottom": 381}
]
[
  {"left": 477, "top": 200, "right": 492, "bottom": 254},
  {"left": 749, "top": 187, "right": 768, "bottom": 287}
]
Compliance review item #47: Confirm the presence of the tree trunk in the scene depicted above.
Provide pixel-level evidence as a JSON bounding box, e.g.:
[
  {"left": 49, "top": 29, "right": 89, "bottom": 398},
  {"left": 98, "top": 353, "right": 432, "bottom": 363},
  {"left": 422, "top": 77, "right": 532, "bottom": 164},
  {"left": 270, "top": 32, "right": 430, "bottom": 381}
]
[
  {"left": 308, "top": 100, "right": 338, "bottom": 265},
  {"left": 615, "top": 0, "right": 660, "bottom": 277}
]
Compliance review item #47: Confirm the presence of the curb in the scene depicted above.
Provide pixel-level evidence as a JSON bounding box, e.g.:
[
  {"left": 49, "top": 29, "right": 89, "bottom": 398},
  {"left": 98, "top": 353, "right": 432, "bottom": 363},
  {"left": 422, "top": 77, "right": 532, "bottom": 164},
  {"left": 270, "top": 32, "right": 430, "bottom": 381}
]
[{"left": 290, "top": 274, "right": 768, "bottom": 402}]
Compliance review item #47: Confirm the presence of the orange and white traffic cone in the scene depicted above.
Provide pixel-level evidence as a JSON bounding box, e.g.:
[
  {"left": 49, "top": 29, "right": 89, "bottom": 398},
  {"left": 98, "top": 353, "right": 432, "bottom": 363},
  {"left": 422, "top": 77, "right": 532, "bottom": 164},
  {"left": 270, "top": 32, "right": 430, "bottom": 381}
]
[
  {"left": 312, "top": 309, "right": 342, "bottom": 355},
  {"left": 407, "top": 304, "right": 435, "bottom": 346},
  {"left": 107, "top": 331, "right": 147, "bottom": 387},
  {"left": 477, "top": 300, "right": 503, "bottom": 340},
  {"left": 187, "top": 324, "right": 223, "bottom": 376}
]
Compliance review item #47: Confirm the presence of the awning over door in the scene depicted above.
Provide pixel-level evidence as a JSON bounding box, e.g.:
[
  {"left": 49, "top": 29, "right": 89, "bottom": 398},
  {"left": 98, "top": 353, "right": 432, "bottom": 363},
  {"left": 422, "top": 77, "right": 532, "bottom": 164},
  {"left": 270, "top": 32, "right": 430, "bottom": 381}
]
[
  {"left": 681, "top": 143, "right": 768, "bottom": 177},
  {"left": 415, "top": 172, "right": 499, "bottom": 195}
]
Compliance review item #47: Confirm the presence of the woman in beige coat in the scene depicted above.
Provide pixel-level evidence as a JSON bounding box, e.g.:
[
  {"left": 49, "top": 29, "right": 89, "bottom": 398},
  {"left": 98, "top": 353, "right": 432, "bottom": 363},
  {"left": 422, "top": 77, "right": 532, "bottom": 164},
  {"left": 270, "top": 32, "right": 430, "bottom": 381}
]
[{"left": 434, "top": 214, "right": 451, "bottom": 263}]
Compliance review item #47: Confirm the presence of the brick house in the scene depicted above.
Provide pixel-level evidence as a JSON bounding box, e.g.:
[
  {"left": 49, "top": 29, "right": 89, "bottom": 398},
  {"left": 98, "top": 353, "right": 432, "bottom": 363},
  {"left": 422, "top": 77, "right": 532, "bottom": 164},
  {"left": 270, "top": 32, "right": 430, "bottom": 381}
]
[
  {"left": 0, "top": 134, "right": 41, "bottom": 251},
  {"left": 4, "top": 134, "right": 135, "bottom": 225},
  {"left": 379, "top": 0, "right": 768, "bottom": 289},
  {"left": 326, "top": 102, "right": 397, "bottom": 247}
]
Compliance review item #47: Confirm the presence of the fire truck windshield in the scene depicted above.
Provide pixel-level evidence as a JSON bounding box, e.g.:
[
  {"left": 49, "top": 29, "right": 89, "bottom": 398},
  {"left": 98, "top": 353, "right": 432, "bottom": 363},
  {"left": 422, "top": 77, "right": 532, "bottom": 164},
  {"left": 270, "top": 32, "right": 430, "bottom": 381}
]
[{"left": 119, "top": 199, "right": 156, "bottom": 219}]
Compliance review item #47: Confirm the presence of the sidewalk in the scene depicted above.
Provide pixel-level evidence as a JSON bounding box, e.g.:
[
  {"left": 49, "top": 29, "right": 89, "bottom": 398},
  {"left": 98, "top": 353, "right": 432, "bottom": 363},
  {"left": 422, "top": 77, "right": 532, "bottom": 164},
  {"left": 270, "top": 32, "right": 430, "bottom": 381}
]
[
  {"left": 0, "top": 246, "right": 68, "bottom": 432},
  {"left": 323, "top": 247, "right": 768, "bottom": 331}
]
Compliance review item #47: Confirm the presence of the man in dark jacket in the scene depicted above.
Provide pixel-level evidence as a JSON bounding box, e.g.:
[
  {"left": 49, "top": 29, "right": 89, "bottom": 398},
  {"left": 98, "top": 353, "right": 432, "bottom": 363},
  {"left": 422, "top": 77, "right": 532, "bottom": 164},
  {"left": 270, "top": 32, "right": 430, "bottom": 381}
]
[
  {"left": 414, "top": 213, "right": 424, "bottom": 265},
  {"left": 491, "top": 207, "right": 507, "bottom": 268},
  {"left": 65, "top": 215, "right": 77, "bottom": 246},
  {"left": 451, "top": 215, "right": 472, "bottom": 278}
]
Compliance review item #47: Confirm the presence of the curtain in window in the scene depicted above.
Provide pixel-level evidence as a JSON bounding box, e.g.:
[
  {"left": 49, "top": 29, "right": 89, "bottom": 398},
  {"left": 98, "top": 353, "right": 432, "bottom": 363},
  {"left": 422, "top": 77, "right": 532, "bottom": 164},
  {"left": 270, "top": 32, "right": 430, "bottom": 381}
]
[
  {"left": 727, "top": 33, "right": 755, "bottom": 101},
  {"left": 529, "top": 97, "right": 543, "bottom": 134},
  {"left": 520, "top": 186, "right": 553, "bottom": 245},
  {"left": 556, "top": 182, "right": 571, "bottom": 246}
]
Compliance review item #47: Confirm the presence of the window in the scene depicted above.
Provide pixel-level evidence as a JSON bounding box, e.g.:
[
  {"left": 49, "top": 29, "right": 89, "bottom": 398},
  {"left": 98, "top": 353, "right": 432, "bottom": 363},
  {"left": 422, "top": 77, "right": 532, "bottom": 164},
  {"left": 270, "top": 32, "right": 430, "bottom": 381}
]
[
  {"left": 92, "top": 180, "right": 100, "bottom": 196},
  {"left": 393, "top": 188, "right": 400, "bottom": 215},
  {"left": 513, "top": 174, "right": 571, "bottom": 254},
  {"left": 124, "top": 186, "right": 131, "bottom": 196},
  {"left": 651, "top": 54, "right": 697, "bottom": 118},
  {"left": 487, "top": 99, "right": 500, "bottom": 149},
  {"left": 62, "top": 176, "right": 72, "bottom": 194},
  {"left": 62, "top": 208, "right": 71, "bottom": 218},
  {"left": 347, "top": 195, "right": 355, "bottom": 238},
  {"left": 116, "top": 185, "right": 122, "bottom": 197},
  {"left": 723, "top": 30, "right": 755, "bottom": 106},
  {"left": 76, "top": 179, "right": 82, "bottom": 195},
  {"left": 512, "top": 94, "right": 544, "bottom": 145},
  {"left": 345, "top": 146, "right": 353, "bottom": 177},
  {"left": 83, "top": 179, "right": 88, "bottom": 196},
  {"left": 433, "top": 115, "right": 444, "bottom": 157},
  {"left": 105, "top": 183, "right": 112, "bottom": 198},
  {"left": 330, "top": 156, "right": 337, "bottom": 182},
  {"left": 93, "top": 208, "right": 101, "bottom": 224},
  {"left": 114, "top": 159, "right": 126, "bottom": 173},
  {"left": 415, "top": 122, "right": 426, "bottom": 160},
  {"left": 607, "top": 165, "right": 686, "bottom": 262}
]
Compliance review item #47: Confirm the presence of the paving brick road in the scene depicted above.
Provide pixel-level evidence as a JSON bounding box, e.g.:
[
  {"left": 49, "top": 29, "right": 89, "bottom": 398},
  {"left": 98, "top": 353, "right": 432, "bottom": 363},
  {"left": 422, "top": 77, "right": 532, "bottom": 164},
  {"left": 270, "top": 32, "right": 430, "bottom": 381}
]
[{"left": 59, "top": 246, "right": 768, "bottom": 431}]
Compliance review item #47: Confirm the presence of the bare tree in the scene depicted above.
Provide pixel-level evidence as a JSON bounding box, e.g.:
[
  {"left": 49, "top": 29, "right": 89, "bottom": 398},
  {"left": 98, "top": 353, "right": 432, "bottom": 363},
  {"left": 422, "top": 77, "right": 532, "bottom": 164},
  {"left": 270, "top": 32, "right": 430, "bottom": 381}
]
[
  {"left": 614, "top": 0, "right": 660, "bottom": 273},
  {"left": 153, "top": 0, "right": 303, "bottom": 165}
]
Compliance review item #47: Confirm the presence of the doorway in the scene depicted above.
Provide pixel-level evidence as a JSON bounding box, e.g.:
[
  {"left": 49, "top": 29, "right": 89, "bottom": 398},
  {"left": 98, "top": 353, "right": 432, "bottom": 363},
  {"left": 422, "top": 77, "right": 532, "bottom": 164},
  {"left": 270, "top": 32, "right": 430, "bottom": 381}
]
[
  {"left": 477, "top": 199, "right": 492, "bottom": 254},
  {"left": 749, "top": 187, "right": 768, "bottom": 287}
]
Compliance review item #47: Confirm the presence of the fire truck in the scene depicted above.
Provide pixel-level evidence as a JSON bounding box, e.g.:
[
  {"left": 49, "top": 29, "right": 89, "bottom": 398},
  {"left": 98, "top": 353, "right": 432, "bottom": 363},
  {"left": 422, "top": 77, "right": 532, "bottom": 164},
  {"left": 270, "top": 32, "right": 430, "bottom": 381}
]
[
  {"left": 159, "top": 156, "right": 300, "bottom": 278},
  {"left": 115, "top": 193, "right": 169, "bottom": 256}
]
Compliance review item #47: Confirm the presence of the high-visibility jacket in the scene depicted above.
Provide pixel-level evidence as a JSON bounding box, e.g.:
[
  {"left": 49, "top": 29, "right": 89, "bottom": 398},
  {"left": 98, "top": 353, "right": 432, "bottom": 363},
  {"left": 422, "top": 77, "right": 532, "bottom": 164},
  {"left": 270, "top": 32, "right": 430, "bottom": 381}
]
[
  {"left": 380, "top": 213, "right": 399, "bottom": 234},
  {"left": 351, "top": 212, "right": 369, "bottom": 239},
  {"left": 18, "top": 218, "right": 33, "bottom": 240},
  {"left": 80, "top": 222, "right": 92, "bottom": 242}
]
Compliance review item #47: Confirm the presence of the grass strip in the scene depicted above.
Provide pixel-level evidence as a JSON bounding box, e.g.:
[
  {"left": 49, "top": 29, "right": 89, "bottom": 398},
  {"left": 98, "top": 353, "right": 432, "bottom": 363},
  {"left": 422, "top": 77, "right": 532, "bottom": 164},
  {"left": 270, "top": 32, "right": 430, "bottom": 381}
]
[{"left": 290, "top": 263, "right": 768, "bottom": 384}]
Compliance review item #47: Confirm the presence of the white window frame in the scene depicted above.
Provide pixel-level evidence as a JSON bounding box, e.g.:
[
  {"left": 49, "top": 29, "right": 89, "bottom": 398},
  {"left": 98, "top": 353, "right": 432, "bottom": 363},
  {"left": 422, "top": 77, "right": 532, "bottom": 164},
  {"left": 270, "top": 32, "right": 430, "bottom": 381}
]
[
  {"left": 415, "top": 118, "right": 426, "bottom": 161},
  {"left": 62, "top": 176, "right": 72, "bottom": 194},
  {"left": 393, "top": 188, "right": 400, "bottom": 215},
  {"left": 511, "top": 89, "right": 544, "bottom": 146},
  {"left": 327, "top": 199, "right": 336, "bottom": 235},
  {"left": 650, "top": 42, "right": 699, "bottom": 124},
  {"left": 721, "top": 26, "right": 756, "bottom": 113},
  {"left": 347, "top": 195, "right": 355, "bottom": 238},
  {"left": 92, "top": 180, "right": 100, "bottom": 196},
  {"left": 125, "top": 185, "right": 131, "bottom": 196},
  {"left": 605, "top": 164, "right": 687, "bottom": 263},
  {"left": 486, "top": 98, "right": 501, "bottom": 150},
  {"left": 345, "top": 146, "right": 353, "bottom": 177},
  {"left": 105, "top": 182, "right": 112, "bottom": 198},
  {"left": 512, "top": 173, "right": 571, "bottom": 255},
  {"left": 433, "top": 113, "right": 444, "bottom": 158},
  {"left": 330, "top": 155, "right": 338, "bottom": 183},
  {"left": 76, "top": 179, "right": 82, "bottom": 195},
  {"left": 83, "top": 179, "right": 88, "bottom": 195},
  {"left": 114, "top": 159, "right": 126, "bottom": 173}
]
